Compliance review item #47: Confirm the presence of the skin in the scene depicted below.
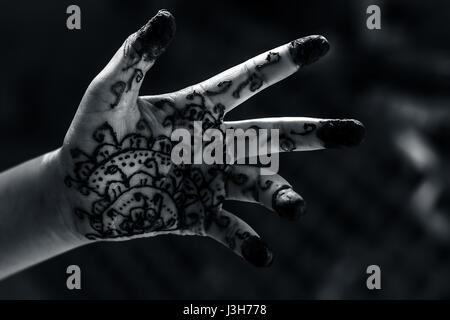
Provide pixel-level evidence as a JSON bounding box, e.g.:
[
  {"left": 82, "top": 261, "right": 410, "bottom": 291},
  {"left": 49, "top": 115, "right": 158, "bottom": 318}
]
[{"left": 0, "top": 10, "right": 365, "bottom": 279}]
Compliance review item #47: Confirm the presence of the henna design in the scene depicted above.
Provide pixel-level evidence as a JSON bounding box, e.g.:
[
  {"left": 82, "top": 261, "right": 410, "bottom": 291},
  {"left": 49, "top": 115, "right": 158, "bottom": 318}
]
[
  {"left": 69, "top": 148, "right": 92, "bottom": 161},
  {"left": 291, "top": 123, "right": 317, "bottom": 136},
  {"left": 232, "top": 51, "right": 282, "bottom": 99},
  {"left": 232, "top": 123, "right": 315, "bottom": 153},
  {"left": 110, "top": 81, "right": 126, "bottom": 108},
  {"left": 279, "top": 134, "right": 296, "bottom": 152},
  {"left": 205, "top": 81, "right": 232, "bottom": 96},
  {"left": 227, "top": 172, "right": 274, "bottom": 204},
  {"left": 258, "top": 178, "right": 273, "bottom": 191},
  {"left": 213, "top": 103, "right": 225, "bottom": 119},
  {"left": 135, "top": 70, "right": 144, "bottom": 83},
  {"left": 158, "top": 92, "right": 224, "bottom": 132},
  {"left": 224, "top": 228, "right": 251, "bottom": 251},
  {"left": 93, "top": 122, "right": 119, "bottom": 144},
  {"left": 154, "top": 99, "right": 176, "bottom": 110},
  {"left": 136, "top": 117, "right": 152, "bottom": 134},
  {"left": 66, "top": 94, "right": 229, "bottom": 239},
  {"left": 186, "top": 91, "right": 206, "bottom": 108},
  {"left": 122, "top": 58, "right": 140, "bottom": 72},
  {"left": 232, "top": 73, "right": 264, "bottom": 99},
  {"left": 126, "top": 69, "right": 144, "bottom": 92},
  {"left": 203, "top": 209, "right": 252, "bottom": 251},
  {"left": 122, "top": 38, "right": 141, "bottom": 71},
  {"left": 256, "top": 52, "right": 281, "bottom": 71}
]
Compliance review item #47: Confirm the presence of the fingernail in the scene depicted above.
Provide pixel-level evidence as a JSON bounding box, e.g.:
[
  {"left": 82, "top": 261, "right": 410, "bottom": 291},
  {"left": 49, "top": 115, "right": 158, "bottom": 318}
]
[
  {"left": 241, "top": 236, "right": 274, "bottom": 267},
  {"left": 289, "top": 35, "right": 330, "bottom": 67},
  {"left": 317, "top": 119, "right": 366, "bottom": 148},
  {"left": 135, "top": 9, "right": 176, "bottom": 60},
  {"left": 272, "top": 186, "right": 307, "bottom": 220}
]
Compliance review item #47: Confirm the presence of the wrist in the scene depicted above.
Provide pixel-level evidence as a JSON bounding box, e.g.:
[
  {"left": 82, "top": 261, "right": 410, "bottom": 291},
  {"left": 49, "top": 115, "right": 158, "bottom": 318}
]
[{"left": 42, "top": 148, "right": 90, "bottom": 247}]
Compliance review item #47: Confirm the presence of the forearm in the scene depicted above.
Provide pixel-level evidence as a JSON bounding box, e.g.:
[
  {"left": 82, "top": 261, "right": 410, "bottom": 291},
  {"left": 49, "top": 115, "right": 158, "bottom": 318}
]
[{"left": 0, "top": 149, "right": 85, "bottom": 279}]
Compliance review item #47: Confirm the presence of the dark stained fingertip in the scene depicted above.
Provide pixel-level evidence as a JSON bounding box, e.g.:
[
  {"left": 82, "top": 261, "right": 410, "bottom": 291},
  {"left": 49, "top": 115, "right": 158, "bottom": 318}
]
[
  {"left": 272, "top": 186, "right": 307, "bottom": 220},
  {"left": 241, "top": 236, "right": 274, "bottom": 267},
  {"left": 135, "top": 9, "right": 176, "bottom": 60},
  {"left": 317, "top": 119, "right": 366, "bottom": 148},
  {"left": 289, "top": 35, "right": 330, "bottom": 67}
]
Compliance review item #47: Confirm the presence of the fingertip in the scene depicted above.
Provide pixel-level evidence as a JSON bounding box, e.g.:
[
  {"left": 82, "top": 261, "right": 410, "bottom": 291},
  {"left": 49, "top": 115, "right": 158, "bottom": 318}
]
[
  {"left": 317, "top": 119, "right": 366, "bottom": 148},
  {"left": 134, "top": 9, "right": 176, "bottom": 60},
  {"left": 272, "top": 186, "right": 307, "bottom": 221},
  {"left": 241, "top": 236, "right": 274, "bottom": 267},
  {"left": 289, "top": 35, "right": 330, "bottom": 67}
]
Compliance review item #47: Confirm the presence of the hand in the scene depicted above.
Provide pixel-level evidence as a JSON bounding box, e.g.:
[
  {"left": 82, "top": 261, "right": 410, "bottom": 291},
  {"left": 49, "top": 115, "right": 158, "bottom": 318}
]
[{"left": 59, "top": 10, "right": 365, "bottom": 267}]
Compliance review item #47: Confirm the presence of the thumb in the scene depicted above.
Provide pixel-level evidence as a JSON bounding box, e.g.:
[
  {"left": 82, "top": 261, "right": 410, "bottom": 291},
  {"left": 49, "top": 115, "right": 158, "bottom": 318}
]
[
  {"left": 122, "top": 9, "right": 176, "bottom": 68},
  {"left": 87, "top": 10, "right": 176, "bottom": 110}
]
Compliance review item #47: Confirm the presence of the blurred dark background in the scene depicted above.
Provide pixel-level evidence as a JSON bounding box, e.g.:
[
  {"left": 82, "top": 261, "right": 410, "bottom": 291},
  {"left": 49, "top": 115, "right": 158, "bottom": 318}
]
[{"left": 1, "top": 0, "right": 450, "bottom": 299}]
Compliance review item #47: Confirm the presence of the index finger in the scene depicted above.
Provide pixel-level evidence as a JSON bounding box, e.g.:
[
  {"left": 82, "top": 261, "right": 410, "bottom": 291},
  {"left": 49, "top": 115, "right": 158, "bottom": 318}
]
[{"left": 193, "top": 35, "right": 329, "bottom": 113}]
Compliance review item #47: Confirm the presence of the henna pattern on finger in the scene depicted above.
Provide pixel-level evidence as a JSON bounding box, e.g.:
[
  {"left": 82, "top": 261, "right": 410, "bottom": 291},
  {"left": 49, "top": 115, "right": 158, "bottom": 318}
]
[
  {"left": 291, "top": 123, "right": 317, "bottom": 136},
  {"left": 205, "top": 81, "right": 233, "bottom": 97},
  {"left": 154, "top": 98, "right": 176, "bottom": 110},
  {"left": 256, "top": 52, "right": 281, "bottom": 71},
  {"left": 69, "top": 148, "right": 93, "bottom": 161},
  {"left": 232, "top": 51, "right": 283, "bottom": 99},
  {"left": 258, "top": 178, "right": 273, "bottom": 191},
  {"left": 232, "top": 73, "right": 264, "bottom": 99},
  {"left": 126, "top": 69, "right": 144, "bottom": 92},
  {"left": 203, "top": 210, "right": 252, "bottom": 251},
  {"left": 279, "top": 134, "right": 296, "bottom": 152},
  {"left": 158, "top": 92, "right": 225, "bottom": 131},
  {"left": 227, "top": 171, "right": 275, "bottom": 204},
  {"left": 110, "top": 81, "right": 126, "bottom": 108},
  {"left": 122, "top": 38, "right": 141, "bottom": 71},
  {"left": 93, "top": 122, "right": 119, "bottom": 145}
]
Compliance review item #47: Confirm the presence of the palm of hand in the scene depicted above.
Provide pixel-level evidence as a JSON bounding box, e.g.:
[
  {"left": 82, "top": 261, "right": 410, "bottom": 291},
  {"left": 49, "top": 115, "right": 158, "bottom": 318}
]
[{"left": 64, "top": 92, "right": 229, "bottom": 240}]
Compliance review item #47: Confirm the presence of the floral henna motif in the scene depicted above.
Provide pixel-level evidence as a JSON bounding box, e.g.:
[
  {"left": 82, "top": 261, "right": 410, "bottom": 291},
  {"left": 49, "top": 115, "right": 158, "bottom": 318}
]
[{"left": 64, "top": 92, "right": 228, "bottom": 240}]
